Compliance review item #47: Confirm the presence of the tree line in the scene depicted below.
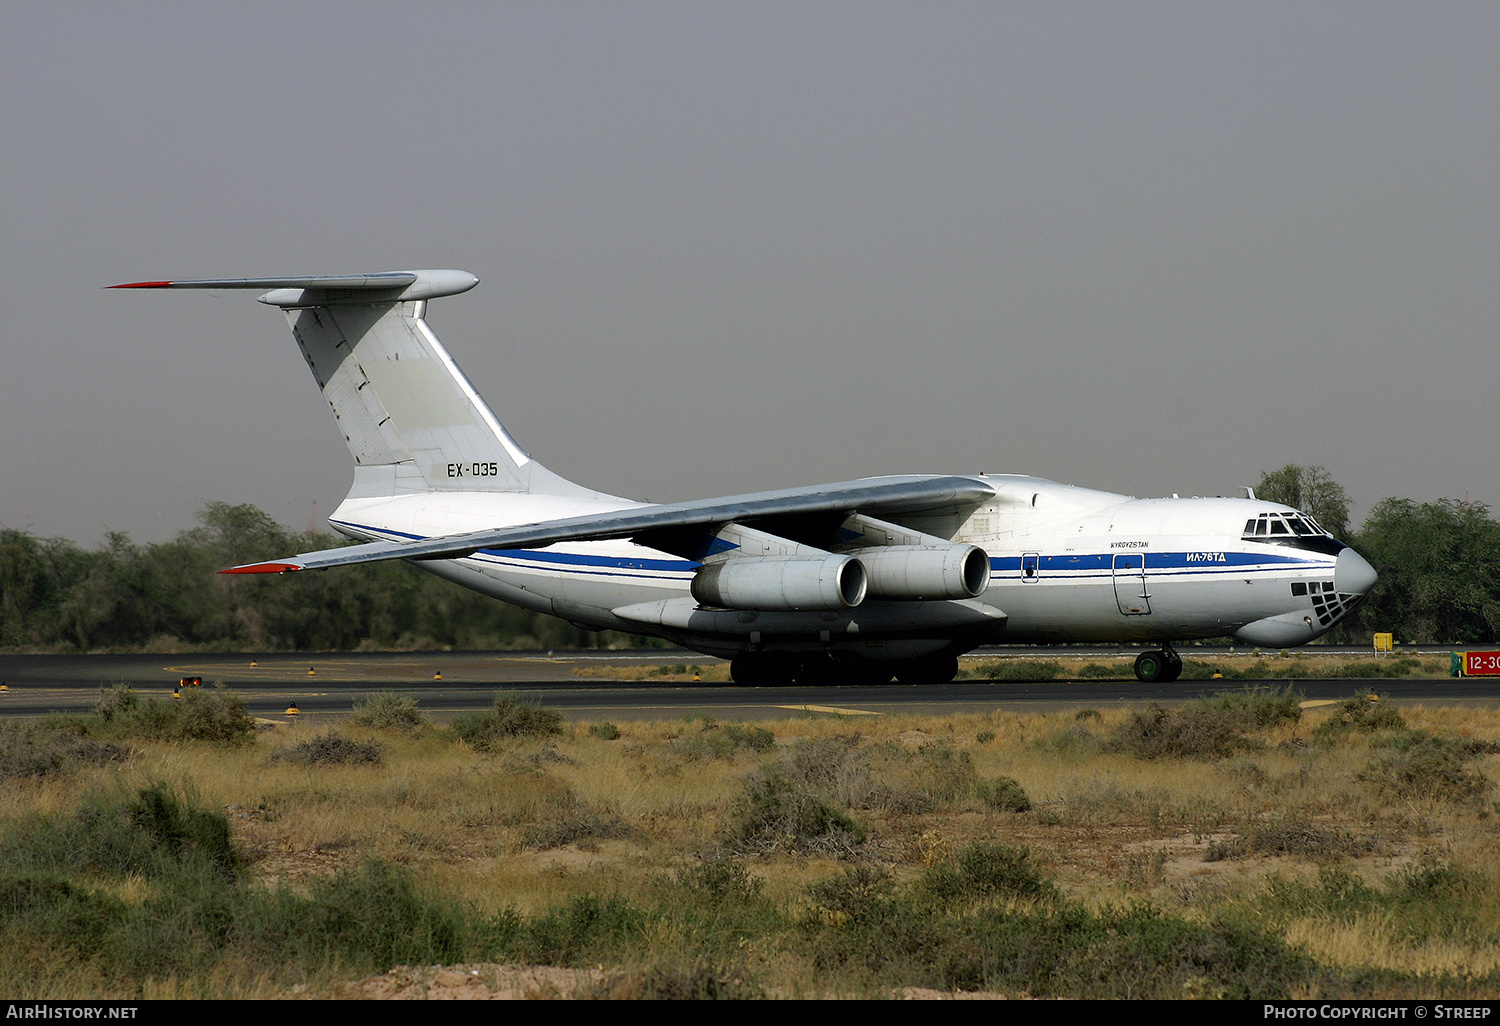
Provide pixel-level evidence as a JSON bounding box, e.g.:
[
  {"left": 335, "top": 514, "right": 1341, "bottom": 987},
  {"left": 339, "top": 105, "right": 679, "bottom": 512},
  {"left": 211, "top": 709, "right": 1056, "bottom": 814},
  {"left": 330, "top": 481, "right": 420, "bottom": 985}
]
[
  {"left": 0, "top": 472, "right": 1495, "bottom": 652},
  {"left": 0, "top": 503, "right": 646, "bottom": 652}
]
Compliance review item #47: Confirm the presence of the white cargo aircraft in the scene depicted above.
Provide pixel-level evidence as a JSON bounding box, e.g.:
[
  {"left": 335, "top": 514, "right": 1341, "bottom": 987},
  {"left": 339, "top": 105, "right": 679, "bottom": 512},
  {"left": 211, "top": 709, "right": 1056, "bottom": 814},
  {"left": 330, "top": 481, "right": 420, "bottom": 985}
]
[{"left": 113, "top": 269, "right": 1377, "bottom": 685}]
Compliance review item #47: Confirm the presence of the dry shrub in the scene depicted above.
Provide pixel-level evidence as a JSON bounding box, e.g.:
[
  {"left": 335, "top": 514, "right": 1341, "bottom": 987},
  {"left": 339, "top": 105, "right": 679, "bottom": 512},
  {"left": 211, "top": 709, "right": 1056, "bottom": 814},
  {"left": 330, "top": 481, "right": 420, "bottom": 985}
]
[
  {"left": 721, "top": 767, "right": 867, "bottom": 856},
  {"left": 350, "top": 694, "right": 429, "bottom": 732},
  {"left": 1359, "top": 732, "right": 1492, "bottom": 805},
  {"left": 676, "top": 722, "right": 776, "bottom": 761},
  {"left": 1312, "top": 691, "right": 1409, "bottom": 743},
  {"left": 1205, "top": 818, "right": 1378, "bottom": 861},
  {"left": 1107, "top": 703, "right": 1257, "bottom": 760},
  {"left": 974, "top": 775, "right": 1032, "bottom": 813},
  {"left": 1106, "top": 689, "right": 1301, "bottom": 761},
  {"left": 270, "top": 731, "right": 384, "bottom": 766},
  {"left": 94, "top": 685, "right": 255, "bottom": 746},
  {"left": 920, "top": 841, "right": 1058, "bottom": 906},
  {"left": 450, "top": 693, "right": 563, "bottom": 751},
  {"left": 971, "top": 659, "right": 1065, "bottom": 681},
  {"left": 518, "top": 793, "right": 634, "bottom": 851},
  {"left": 589, "top": 961, "right": 765, "bottom": 1000},
  {"left": 0, "top": 722, "right": 128, "bottom": 781}
]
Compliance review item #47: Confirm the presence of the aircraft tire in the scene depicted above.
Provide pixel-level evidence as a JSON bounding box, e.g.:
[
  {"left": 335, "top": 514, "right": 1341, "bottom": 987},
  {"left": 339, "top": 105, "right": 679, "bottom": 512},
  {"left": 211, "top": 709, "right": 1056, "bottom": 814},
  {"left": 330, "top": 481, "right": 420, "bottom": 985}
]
[
  {"left": 1133, "top": 651, "right": 1166, "bottom": 683},
  {"left": 893, "top": 654, "right": 960, "bottom": 685},
  {"left": 1161, "top": 650, "right": 1183, "bottom": 683},
  {"left": 730, "top": 653, "right": 798, "bottom": 687},
  {"left": 794, "top": 653, "right": 844, "bottom": 686},
  {"left": 846, "top": 659, "right": 895, "bottom": 686},
  {"left": 797, "top": 654, "right": 896, "bottom": 685}
]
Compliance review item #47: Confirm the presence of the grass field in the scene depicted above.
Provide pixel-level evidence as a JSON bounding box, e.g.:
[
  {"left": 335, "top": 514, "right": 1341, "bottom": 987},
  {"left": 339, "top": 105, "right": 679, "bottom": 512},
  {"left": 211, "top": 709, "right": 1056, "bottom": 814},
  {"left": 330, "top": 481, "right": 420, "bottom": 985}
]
[{"left": 3, "top": 681, "right": 1500, "bottom": 999}]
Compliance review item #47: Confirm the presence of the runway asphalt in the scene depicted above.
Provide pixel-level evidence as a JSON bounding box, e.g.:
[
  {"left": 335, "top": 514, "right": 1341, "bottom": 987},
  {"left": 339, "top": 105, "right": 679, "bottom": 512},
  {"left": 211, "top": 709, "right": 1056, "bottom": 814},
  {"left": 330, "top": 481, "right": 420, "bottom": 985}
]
[{"left": 0, "top": 649, "right": 1492, "bottom": 727}]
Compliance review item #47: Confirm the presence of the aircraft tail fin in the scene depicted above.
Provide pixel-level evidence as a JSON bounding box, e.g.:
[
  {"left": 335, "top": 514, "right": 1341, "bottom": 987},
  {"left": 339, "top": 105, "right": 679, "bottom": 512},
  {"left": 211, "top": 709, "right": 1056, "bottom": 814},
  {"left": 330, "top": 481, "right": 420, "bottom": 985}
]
[{"left": 110, "top": 270, "right": 593, "bottom": 499}]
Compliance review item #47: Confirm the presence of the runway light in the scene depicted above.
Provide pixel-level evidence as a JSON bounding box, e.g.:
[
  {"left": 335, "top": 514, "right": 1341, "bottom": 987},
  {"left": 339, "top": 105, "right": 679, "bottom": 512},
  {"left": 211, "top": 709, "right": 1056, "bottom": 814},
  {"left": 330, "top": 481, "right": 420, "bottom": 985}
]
[
  {"left": 434, "top": 671, "right": 442, "bottom": 680},
  {"left": 172, "top": 688, "right": 180, "bottom": 700},
  {"left": 286, "top": 702, "right": 300, "bottom": 716},
  {"left": 250, "top": 660, "right": 258, "bottom": 668},
  {"left": 308, "top": 667, "right": 316, "bottom": 676}
]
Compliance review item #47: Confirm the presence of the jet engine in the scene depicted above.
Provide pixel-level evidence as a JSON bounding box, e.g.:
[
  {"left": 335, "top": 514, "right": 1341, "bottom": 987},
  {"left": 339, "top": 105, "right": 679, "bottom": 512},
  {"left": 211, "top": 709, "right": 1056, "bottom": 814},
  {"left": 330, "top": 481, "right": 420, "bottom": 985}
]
[
  {"left": 690, "top": 555, "right": 867, "bottom": 611},
  {"left": 858, "top": 544, "right": 990, "bottom": 600}
]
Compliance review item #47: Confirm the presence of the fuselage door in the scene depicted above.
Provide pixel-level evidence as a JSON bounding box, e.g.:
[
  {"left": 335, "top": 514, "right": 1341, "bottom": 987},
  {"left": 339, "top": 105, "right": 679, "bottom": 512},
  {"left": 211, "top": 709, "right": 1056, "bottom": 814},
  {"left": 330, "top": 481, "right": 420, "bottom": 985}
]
[{"left": 1112, "top": 553, "right": 1151, "bottom": 615}]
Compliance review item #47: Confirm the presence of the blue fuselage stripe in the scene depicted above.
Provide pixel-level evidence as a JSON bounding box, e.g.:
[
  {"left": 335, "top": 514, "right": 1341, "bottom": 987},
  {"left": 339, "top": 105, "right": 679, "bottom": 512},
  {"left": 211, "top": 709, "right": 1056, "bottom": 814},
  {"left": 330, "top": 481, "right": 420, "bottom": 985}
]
[
  {"left": 334, "top": 520, "right": 1327, "bottom": 586},
  {"left": 991, "top": 551, "right": 1320, "bottom": 572}
]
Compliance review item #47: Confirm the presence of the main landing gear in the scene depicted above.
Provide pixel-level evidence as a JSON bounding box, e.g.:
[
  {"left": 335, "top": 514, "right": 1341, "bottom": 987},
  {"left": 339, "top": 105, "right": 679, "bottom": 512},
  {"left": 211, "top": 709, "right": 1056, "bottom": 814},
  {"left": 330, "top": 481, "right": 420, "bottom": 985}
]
[
  {"left": 1133, "top": 645, "right": 1183, "bottom": 683},
  {"left": 729, "top": 652, "right": 959, "bottom": 686},
  {"left": 729, "top": 652, "right": 799, "bottom": 687}
]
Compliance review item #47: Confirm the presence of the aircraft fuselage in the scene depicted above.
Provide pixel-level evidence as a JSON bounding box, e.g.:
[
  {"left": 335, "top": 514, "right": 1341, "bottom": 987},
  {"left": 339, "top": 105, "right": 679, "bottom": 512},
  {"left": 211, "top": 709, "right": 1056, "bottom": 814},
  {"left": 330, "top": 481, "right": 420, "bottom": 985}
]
[{"left": 328, "top": 474, "right": 1374, "bottom": 663}]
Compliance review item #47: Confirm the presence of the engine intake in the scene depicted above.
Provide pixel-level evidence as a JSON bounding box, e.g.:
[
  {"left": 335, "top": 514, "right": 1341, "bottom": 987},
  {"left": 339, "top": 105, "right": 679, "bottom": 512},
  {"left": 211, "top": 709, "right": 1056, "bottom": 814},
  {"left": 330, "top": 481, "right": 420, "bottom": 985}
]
[{"left": 691, "top": 555, "right": 867, "bottom": 611}]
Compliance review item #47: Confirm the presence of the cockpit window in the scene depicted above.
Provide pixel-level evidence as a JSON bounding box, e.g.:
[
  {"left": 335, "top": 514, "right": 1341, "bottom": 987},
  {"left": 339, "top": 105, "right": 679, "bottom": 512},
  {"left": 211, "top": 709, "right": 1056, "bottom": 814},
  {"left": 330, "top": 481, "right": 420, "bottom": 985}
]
[
  {"left": 1286, "top": 515, "right": 1318, "bottom": 536},
  {"left": 1244, "top": 511, "right": 1346, "bottom": 556},
  {"left": 1242, "top": 512, "right": 1329, "bottom": 541}
]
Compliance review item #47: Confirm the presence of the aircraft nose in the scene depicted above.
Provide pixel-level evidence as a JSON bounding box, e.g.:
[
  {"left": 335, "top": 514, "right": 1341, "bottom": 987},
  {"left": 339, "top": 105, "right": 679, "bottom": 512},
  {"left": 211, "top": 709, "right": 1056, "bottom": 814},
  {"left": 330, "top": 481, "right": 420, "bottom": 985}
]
[{"left": 1335, "top": 547, "right": 1378, "bottom": 596}]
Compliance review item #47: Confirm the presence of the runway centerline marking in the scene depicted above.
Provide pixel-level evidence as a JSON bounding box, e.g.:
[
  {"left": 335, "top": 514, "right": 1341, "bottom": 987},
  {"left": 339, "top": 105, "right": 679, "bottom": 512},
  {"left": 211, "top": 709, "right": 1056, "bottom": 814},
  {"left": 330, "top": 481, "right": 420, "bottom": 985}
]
[{"left": 777, "top": 704, "right": 882, "bottom": 716}]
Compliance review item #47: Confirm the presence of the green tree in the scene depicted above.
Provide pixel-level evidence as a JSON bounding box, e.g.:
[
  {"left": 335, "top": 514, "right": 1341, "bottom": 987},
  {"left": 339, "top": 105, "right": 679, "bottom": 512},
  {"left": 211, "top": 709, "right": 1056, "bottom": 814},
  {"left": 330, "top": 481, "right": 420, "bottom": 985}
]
[
  {"left": 1349, "top": 498, "right": 1500, "bottom": 645},
  {"left": 2, "top": 503, "right": 701, "bottom": 652},
  {"left": 1255, "top": 465, "right": 1352, "bottom": 539},
  {"left": 187, "top": 502, "right": 292, "bottom": 567},
  {"left": 0, "top": 529, "right": 82, "bottom": 647}
]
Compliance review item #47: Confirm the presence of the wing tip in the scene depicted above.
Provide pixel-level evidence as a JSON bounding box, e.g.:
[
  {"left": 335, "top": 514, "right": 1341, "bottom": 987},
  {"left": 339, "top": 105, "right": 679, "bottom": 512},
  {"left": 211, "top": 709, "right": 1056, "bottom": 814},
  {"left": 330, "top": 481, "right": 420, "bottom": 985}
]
[
  {"left": 219, "top": 562, "right": 304, "bottom": 575},
  {"left": 107, "top": 281, "right": 175, "bottom": 289}
]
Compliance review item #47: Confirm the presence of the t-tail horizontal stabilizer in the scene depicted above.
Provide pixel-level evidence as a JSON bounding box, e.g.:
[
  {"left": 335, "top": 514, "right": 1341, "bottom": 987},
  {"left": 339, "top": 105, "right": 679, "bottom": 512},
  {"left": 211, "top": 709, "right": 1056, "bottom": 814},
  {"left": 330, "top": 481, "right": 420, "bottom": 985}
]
[{"left": 108, "top": 271, "right": 479, "bottom": 305}]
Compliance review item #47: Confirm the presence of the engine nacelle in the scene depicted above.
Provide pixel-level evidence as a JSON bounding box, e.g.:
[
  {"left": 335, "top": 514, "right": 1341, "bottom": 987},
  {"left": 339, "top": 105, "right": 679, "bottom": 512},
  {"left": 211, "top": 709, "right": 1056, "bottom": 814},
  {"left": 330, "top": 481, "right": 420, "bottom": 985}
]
[
  {"left": 691, "top": 555, "right": 867, "bottom": 611},
  {"left": 858, "top": 544, "right": 990, "bottom": 600}
]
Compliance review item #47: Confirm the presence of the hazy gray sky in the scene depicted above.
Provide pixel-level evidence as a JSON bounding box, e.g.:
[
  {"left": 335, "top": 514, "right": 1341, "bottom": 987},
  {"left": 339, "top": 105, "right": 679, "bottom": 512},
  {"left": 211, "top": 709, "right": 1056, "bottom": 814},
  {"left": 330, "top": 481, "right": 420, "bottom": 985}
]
[{"left": 3, "top": 2, "right": 1495, "bottom": 545}]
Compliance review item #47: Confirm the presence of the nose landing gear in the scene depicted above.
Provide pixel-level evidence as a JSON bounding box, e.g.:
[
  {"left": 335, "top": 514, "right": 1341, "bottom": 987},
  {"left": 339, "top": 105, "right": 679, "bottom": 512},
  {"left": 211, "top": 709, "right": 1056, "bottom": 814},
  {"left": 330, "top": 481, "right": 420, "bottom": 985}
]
[{"left": 1133, "top": 646, "right": 1183, "bottom": 683}]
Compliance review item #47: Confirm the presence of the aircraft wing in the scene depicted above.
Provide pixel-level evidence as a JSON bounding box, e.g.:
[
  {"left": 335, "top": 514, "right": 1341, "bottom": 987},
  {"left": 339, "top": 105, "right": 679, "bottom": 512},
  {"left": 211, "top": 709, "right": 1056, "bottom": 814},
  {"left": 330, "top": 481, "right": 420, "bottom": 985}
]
[{"left": 221, "top": 475, "right": 993, "bottom": 574}]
